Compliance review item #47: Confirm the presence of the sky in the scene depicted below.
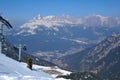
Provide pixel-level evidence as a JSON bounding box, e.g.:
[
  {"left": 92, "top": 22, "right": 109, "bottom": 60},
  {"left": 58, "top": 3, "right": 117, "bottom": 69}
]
[{"left": 0, "top": 0, "right": 120, "bottom": 27}]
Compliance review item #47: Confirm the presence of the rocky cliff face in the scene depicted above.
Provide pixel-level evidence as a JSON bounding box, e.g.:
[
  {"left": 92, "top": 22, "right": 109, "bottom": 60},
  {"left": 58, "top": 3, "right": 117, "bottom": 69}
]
[{"left": 60, "top": 31, "right": 120, "bottom": 80}]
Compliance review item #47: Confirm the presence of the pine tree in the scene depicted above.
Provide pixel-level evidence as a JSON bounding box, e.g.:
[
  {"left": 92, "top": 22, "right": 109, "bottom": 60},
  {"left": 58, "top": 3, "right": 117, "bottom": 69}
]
[{"left": 26, "top": 56, "right": 33, "bottom": 70}]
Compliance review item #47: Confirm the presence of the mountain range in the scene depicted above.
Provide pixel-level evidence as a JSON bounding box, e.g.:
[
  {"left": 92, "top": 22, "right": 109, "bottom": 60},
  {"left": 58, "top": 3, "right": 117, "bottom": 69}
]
[
  {"left": 6, "top": 14, "right": 120, "bottom": 63},
  {"left": 3, "top": 14, "right": 120, "bottom": 80}
]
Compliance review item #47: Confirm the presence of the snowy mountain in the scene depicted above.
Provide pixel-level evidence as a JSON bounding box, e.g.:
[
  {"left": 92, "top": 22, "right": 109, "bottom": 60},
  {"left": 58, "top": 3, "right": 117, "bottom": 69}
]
[
  {"left": 14, "top": 14, "right": 120, "bottom": 35},
  {"left": 6, "top": 14, "right": 120, "bottom": 64},
  {"left": 0, "top": 53, "right": 54, "bottom": 80}
]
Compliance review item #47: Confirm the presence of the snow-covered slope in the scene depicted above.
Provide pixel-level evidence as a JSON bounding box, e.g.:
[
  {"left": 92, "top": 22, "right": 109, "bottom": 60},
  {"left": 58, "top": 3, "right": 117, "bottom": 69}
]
[
  {"left": 33, "top": 65, "right": 71, "bottom": 77},
  {"left": 0, "top": 53, "right": 54, "bottom": 80}
]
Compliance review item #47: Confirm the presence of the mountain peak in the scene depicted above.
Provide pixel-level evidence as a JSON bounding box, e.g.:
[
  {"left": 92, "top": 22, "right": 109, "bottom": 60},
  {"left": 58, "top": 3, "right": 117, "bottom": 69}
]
[
  {"left": 35, "top": 14, "right": 42, "bottom": 20},
  {"left": 18, "top": 14, "right": 120, "bottom": 35},
  {"left": 22, "top": 14, "right": 120, "bottom": 27}
]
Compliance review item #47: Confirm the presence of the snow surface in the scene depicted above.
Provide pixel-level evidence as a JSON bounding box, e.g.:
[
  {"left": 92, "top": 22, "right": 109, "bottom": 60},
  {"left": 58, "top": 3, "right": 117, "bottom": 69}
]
[
  {"left": 33, "top": 65, "right": 71, "bottom": 80},
  {"left": 61, "top": 37, "right": 88, "bottom": 44},
  {"left": 33, "top": 65, "right": 71, "bottom": 77},
  {"left": 0, "top": 53, "right": 54, "bottom": 80},
  {"left": 0, "top": 53, "right": 71, "bottom": 80}
]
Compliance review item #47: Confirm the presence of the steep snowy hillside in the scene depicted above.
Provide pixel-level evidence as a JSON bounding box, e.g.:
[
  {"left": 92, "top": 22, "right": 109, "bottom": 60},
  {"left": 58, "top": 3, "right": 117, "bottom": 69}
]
[{"left": 0, "top": 53, "right": 54, "bottom": 80}]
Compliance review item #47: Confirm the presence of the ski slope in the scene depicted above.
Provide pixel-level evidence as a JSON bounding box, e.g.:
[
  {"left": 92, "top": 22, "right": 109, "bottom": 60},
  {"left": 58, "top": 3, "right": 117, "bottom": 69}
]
[
  {"left": 0, "top": 53, "right": 54, "bottom": 80},
  {"left": 33, "top": 64, "right": 71, "bottom": 78}
]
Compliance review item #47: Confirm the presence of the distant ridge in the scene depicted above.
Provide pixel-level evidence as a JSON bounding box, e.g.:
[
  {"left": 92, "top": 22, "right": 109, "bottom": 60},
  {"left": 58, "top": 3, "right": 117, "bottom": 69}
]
[{"left": 60, "top": 31, "right": 120, "bottom": 80}]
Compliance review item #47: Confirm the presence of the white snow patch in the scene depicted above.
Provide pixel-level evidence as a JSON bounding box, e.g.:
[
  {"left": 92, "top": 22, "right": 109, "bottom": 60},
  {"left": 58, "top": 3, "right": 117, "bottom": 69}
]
[
  {"left": 55, "top": 78, "right": 70, "bottom": 80},
  {"left": 33, "top": 65, "right": 71, "bottom": 75},
  {"left": 0, "top": 53, "right": 54, "bottom": 80},
  {"left": 61, "top": 37, "right": 88, "bottom": 44},
  {"left": 33, "top": 65, "right": 71, "bottom": 80}
]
